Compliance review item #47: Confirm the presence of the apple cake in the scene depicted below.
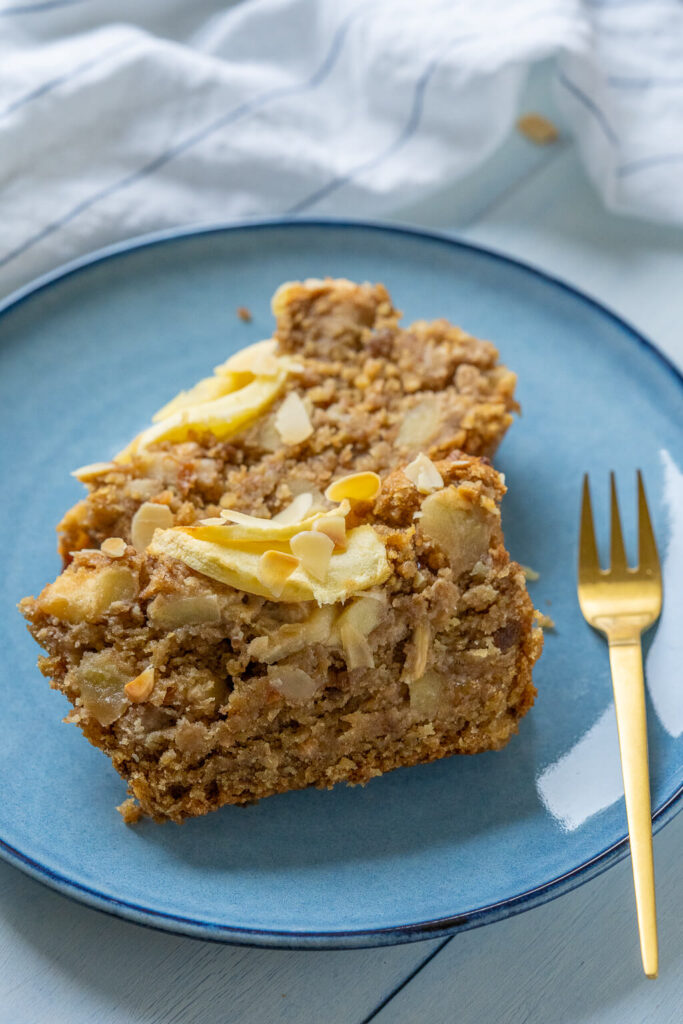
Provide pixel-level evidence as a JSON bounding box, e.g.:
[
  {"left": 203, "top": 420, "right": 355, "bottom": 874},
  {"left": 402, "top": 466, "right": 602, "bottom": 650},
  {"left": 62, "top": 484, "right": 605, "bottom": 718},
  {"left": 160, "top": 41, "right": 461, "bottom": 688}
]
[{"left": 20, "top": 278, "right": 542, "bottom": 823}]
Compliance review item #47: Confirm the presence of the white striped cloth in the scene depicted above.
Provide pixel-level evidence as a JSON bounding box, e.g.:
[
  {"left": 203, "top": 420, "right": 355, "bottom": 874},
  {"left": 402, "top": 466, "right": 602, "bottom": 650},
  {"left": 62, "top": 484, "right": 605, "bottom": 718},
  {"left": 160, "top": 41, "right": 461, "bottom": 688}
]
[{"left": 1, "top": 0, "right": 682, "bottom": 298}]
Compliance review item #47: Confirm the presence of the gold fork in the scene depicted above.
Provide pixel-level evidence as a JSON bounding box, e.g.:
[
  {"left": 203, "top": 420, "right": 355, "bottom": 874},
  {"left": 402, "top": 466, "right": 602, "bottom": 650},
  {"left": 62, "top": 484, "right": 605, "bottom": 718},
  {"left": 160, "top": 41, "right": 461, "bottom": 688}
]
[{"left": 578, "top": 472, "right": 662, "bottom": 978}]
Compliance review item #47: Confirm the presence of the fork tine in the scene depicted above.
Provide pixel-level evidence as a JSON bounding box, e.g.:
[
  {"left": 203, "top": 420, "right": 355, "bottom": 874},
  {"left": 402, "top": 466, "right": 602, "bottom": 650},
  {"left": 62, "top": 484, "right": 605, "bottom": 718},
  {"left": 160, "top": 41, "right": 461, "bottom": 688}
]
[
  {"left": 637, "top": 470, "right": 661, "bottom": 576},
  {"left": 579, "top": 474, "right": 601, "bottom": 578},
  {"left": 610, "top": 472, "right": 629, "bottom": 571}
]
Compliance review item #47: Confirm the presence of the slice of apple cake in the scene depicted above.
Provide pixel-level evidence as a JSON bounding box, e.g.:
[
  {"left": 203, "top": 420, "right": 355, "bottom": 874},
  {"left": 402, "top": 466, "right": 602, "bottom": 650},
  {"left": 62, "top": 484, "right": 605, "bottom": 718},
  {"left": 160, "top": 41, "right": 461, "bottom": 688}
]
[
  {"left": 56, "top": 278, "right": 518, "bottom": 561},
  {"left": 20, "top": 279, "right": 541, "bottom": 823}
]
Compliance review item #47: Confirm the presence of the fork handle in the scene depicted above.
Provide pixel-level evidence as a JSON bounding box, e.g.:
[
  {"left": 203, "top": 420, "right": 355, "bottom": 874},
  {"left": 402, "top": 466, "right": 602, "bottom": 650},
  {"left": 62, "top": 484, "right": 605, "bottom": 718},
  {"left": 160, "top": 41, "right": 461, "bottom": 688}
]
[{"left": 608, "top": 637, "right": 658, "bottom": 978}]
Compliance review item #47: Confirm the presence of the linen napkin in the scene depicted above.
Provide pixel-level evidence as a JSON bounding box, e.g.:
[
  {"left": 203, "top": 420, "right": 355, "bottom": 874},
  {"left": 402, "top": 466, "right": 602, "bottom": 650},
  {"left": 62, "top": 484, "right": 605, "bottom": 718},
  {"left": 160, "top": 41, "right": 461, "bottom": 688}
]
[{"left": 1, "top": 0, "right": 682, "bottom": 297}]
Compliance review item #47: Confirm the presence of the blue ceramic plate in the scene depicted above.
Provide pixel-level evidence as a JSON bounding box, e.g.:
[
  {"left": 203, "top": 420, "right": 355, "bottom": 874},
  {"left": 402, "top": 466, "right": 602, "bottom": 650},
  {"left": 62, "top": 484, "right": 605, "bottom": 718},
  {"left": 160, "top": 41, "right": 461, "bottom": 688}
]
[{"left": 1, "top": 221, "right": 682, "bottom": 948}]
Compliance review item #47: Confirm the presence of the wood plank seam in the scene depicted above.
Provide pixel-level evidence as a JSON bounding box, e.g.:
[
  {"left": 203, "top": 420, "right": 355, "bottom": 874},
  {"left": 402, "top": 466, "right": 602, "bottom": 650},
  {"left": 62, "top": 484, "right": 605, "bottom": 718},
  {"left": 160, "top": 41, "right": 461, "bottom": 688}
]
[{"left": 358, "top": 937, "right": 453, "bottom": 1024}]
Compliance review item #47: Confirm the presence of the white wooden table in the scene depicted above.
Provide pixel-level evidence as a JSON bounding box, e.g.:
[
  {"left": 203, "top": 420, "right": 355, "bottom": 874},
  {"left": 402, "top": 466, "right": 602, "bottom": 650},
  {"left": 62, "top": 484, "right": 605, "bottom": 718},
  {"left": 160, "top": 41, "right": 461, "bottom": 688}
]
[{"left": 2, "top": 73, "right": 682, "bottom": 1024}]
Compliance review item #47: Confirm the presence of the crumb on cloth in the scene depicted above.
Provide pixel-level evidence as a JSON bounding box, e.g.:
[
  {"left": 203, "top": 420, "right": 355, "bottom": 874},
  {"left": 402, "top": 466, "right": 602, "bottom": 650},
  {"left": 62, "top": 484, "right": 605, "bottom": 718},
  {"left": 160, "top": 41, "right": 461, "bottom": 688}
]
[
  {"left": 516, "top": 113, "right": 559, "bottom": 145},
  {"left": 237, "top": 306, "right": 252, "bottom": 322}
]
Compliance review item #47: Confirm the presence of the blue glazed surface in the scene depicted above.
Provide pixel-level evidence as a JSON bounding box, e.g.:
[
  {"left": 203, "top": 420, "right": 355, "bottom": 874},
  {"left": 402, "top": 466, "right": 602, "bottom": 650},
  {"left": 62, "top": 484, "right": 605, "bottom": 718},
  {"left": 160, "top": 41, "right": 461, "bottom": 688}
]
[{"left": 1, "top": 220, "right": 682, "bottom": 948}]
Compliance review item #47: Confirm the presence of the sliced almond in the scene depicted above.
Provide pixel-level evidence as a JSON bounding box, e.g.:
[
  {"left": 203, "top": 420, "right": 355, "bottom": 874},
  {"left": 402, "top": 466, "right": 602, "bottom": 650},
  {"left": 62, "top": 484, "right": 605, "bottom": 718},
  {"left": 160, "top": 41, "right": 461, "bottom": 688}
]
[
  {"left": 220, "top": 508, "right": 276, "bottom": 528},
  {"left": 312, "top": 514, "right": 347, "bottom": 550},
  {"left": 336, "top": 593, "right": 386, "bottom": 638},
  {"left": 274, "top": 392, "right": 313, "bottom": 445},
  {"left": 71, "top": 461, "right": 115, "bottom": 482},
  {"left": 198, "top": 517, "right": 226, "bottom": 526},
  {"left": 290, "top": 530, "right": 334, "bottom": 582},
  {"left": 403, "top": 453, "right": 443, "bottom": 494},
  {"left": 248, "top": 606, "right": 335, "bottom": 663},
  {"left": 324, "top": 471, "right": 381, "bottom": 504},
  {"left": 216, "top": 502, "right": 348, "bottom": 542},
  {"left": 131, "top": 502, "right": 174, "bottom": 552},
  {"left": 405, "top": 620, "right": 430, "bottom": 681},
  {"left": 101, "top": 537, "right": 127, "bottom": 558},
  {"left": 272, "top": 492, "right": 314, "bottom": 525},
  {"left": 124, "top": 666, "right": 155, "bottom": 703},
  {"left": 257, "top": 550, "right": 300, "bottom": 598},
  {"left": 339, "top": 621, "right": 374, "bottom": 670}
]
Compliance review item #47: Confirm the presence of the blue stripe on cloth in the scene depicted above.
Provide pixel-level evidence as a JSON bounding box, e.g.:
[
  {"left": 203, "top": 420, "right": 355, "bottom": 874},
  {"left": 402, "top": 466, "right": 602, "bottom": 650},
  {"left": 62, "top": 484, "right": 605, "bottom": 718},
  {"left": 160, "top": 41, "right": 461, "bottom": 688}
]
[
  {"left": 583, "top": 0, "right": 680, "bottom": 8},
  {"left": 286, "top": 49, "right": 453, "bottom": 215},
  {"left": 0, "top": 5, "right": 366, "bottom": 271},
  {"left": 289, "top": 5, "right": 582, "bottom": 216},
  {"left": 618, "top": 151, "right": 683, "bottom": 177},
  {"left": 0, "top": 0, "right": 89, "bottom": 14},
  {"left": 556, "top": 69, "right": 619, "bottom": 145},
  {"left": 0, "top": 41, "right": 133, "bottom": 121},
  {"left": 608, "top": 74, "right": 683, "bottom": 88}
]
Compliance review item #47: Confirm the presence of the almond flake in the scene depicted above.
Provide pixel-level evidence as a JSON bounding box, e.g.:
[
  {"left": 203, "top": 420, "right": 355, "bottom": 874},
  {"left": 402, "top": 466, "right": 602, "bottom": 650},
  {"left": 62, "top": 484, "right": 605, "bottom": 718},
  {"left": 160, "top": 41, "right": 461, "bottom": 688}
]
[
  {"left": 274, "top": 392, "right": 313, "bottom": 445},
  {"left": 403, "top": 453, "right": 443, "bottom": 494},
  {"left": 324, "top": 471, "right": 380, "bottom": 504},
  {"left": 124, "top": 666, "right": 155, "bottom": 703},
  {"left": 272, "top": 492, "right": 314, "bottom": 525},
  {"left": 131, "top": 502, "right": 174, "bottom": 552},
  {"left": 248, "top": 606, "right": 335, "bottom": 663},
  {"left": 312, "top": 514, "right": 347, "bottom": 549},
  {"left": 199, "top": 517, "right": 226, "bottom": 526},
  {"left": 71, "top": 461, "right": 115, "bottom": 482},
  {"left": 257, "top": 550, "right": 300, "bottom": 598},
  {"left": 336, "top": 593, "right": 386, "bottom": 638},
  {"left": 220, "top": 509, "right": 274, "bottom": 528},
  {"left": 290, "top": 530, "right": 334, "bottom": 582},
  {"left": 101, "top": 537, "right": 126, "bottom": 558},
  {"left": 339, "top": 621, "right": 374, "bottom": 670}
]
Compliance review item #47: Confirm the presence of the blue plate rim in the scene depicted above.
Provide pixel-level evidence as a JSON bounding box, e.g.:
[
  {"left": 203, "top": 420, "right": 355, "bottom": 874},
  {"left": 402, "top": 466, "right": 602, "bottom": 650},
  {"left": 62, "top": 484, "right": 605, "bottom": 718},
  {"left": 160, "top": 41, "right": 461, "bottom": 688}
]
[{"left": 2, "top": 216, "right": 682, "bottom": 949}]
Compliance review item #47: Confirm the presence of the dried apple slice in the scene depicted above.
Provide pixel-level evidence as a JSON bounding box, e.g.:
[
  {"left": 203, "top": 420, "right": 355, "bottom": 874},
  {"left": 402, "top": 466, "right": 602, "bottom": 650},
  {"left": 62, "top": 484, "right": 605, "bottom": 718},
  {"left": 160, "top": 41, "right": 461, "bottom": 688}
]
[
  {"left": 190, "top": 501, "right": 350, "bottom": 546},
  {"left": 120, "top": 373, "right": 288, "bottom": 457},
  {"left": 149, "top": 524, "right": 390, "bottom": 604},
  {"left": 152, "top": 340, "right": 283, "bottom": 422}
]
